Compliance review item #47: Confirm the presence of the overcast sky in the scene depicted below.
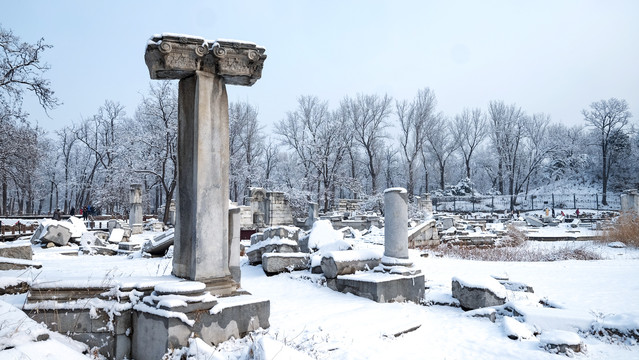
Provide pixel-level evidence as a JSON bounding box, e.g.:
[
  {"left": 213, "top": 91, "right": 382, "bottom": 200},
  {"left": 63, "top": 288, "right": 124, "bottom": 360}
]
[{"left": 4, "top": 0, "right": 638, "bottom": 133}]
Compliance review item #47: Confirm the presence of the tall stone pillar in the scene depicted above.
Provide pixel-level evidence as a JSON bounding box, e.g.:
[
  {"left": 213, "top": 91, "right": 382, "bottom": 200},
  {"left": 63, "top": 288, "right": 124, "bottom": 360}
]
[
  {"left": 382, "top": 188, "right": 413, "bottom": 268},
  {"left": 129, "top": 184, "right": 144, "bottom": 234},
  {"left": 145, "top": 34, "right": 266, "bottom": 294},
  {"left": 305, "top": 202, "right": 318, "bottom": 229},
  {"left": 228, "top": 206, "right": 241, "bottom": 286}
]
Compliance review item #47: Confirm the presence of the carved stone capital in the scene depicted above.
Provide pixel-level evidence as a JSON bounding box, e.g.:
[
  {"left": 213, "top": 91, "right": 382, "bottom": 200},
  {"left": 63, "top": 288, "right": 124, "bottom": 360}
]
[{"left": 145, "top": 33, "right": 266, "bottom": 86}]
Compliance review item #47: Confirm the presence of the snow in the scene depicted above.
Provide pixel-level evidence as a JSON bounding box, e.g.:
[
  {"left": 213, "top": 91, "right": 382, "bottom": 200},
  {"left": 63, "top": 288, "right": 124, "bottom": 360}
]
[
  {"left": 383, "top": 187, "right": 407, "bottom": 194},
  {"left": 307, "top": 220, "right": 346, "bottom": 250},
  {"left": 246, "top": 237, "right": 298, "bottom": 253},
  {"left": 324, "top": 249, "right": 382, "bottom": 262},
  {"left": 503, "top": 316, "right": 535, "bottom": 340},
  {"left": 452, "top": 274, "right": 508, "bottom": 299},
  {"left": 540, "top": 330, "right": 582, "bottom": 346},
  {"left": 155, "top": 281, "right": 205, "bottom": 295},
  {"left": 1, "top": 229, "right": 639, "bottom": 359}
]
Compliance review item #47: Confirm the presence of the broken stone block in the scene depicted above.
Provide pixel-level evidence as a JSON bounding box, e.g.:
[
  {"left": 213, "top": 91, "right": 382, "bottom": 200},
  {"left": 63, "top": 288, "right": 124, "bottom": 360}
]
[
  {"left": 246, "top": 238, "right": 300, "bottom": 265},
  {"left": 0, "top": 277, "right": 29, "bottom": 295},
  {"left": 119, "top": 242, "right": 141, "bottom": 252},
  {"left": 142, "top": 229, "right": 175, "bottom": 256},
  {"left": 261, "top": 253, "right": 310, "bottom": 275},
  {"left": 465, "top": 308, "right": 496, "bottom": 323},
  {"left": 570, "top": 219, "right": 581, "bottom": 228},
  {"left": 108, "top": 228, "right": 125, "bottom": 243},
  {"left": 540, "top": 330, "right": 583, "bottom": 354},
  {"left": 524, "top": 216, "right": 544, "bottom": 227},
  {"left": 593, "top": 313, "right": 639, "bottom": 342},
  {"left": 250, "top": 233, "right": 264, "bottom": 245},
  {"left": 41, "top": 223, "right": 72, "bottom": 246},
  {"left": 500, "top": 281, "right": 534, "bottom": 293},
  {"left": 0, "top": 240, "right": 32, "bottom": 260},
  {"left": 451, "top": 275, "right": 507, "bottom": 311},
  {"left": 328, "top": 272, "right": 425, "bottom": 303},
  {"left": 503, "top": 316, "right": 535, "bottom": 340},
  {"left": 320, "top": 249, "right": 382, "bottom": 279}
]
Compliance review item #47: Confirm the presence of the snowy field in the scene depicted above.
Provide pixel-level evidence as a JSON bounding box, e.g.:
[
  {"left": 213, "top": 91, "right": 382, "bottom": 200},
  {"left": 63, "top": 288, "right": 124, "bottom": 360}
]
[{"left": 1, "top": 232, "right": 639, "bottom": 359}]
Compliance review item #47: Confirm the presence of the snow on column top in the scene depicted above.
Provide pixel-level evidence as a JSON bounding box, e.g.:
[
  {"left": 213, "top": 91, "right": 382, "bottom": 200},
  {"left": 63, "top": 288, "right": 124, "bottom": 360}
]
[{"left": 384, "top": 187, "right": 407, "bottom": 194}]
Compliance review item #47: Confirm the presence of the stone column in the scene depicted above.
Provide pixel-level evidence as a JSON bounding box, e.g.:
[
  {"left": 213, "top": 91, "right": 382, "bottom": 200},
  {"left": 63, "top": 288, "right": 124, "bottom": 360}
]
[
  {"left": 382, "top": 188, "right": 412, "bottom": 267},
  {"left": 129, "top": 184, "right": 144, "bottom": 234},
  {"left": 145, "top": 34, "right": 266, "bottom": 295},
  {"left": 305, "top": 202, "right": 318, "bottom": 229},
  {"left": 228, "top": 206, "right": 241, "bottom": 286}
]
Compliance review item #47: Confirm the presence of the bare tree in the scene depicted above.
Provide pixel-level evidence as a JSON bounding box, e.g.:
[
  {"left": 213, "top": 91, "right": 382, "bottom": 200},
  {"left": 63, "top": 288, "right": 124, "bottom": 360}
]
[
  {"left": 130, "top": 81, "right": 178, "bottom": 223},
  {"left": 582, "top": 98, "right": 632, "bottom": 205},
  {"left": 0, "top": 25, "right": 59, "bottom": 111},
  {"left": 397, "top": 88, "right": 437, "bottom": 198},
  {"left": 452, "top": 108, "right": 487, "bottom": 180},
  {"left": 229, "top": 101, "right": 264, "bottom": 202},
  {"left": 488, "top": 101, "right": 527, "bottom": 209},
  {"left": 424, "top": 115, "right": 456, "bottom": 190},
  {"left": 341, "top": 93, "right": 392, "bottom": 194}
]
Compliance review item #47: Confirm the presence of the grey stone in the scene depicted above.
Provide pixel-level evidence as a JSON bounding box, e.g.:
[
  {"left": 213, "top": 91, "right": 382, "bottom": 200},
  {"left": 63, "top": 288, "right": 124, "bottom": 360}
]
[
  {"left": 142, "top": 228, "right": 175, "bottom": 256},
  {"left": 382, "top": 188, "right": 412, "bottom": 267},
  {"left": 440, "top": 217, "right": 454, "bottom": 229},
  {"left": 451, "top": 279, "right": 506, "bottom": 311},
  {"left": 229, "top": 206, "right": 241, "bottom": 285},
  {"left": 320, "top": 252, "right": 381, "bottom": 279},
  {"left": 250, "top": 232, "right": 264, "bottom": 245},
  {"left": 328, "top": 273, "right": 425, "bottom": 303},
  {"left": 0, "top": 241, "right": 32, "bottom": 260},
  {"left": 41, "top": 223, "right": 72, "bottom": 246},
  {"left": 132, "top": 295, "right": 270, "bottom": 360},
  {"left": 524, "top": 216, "right": 544, "bottom": 227},
  {"left": 246, "top": 242, "right": 300, "bottom": 265},
  {"left": 107, "top": 219, "right": 123, "bottom": 233},
  {"left": 0, "top": 257, "right": 42, "bottom": 270},
  {"left": 129, "top": 184, "right": 144, "bottom": 230},
  {"left": 262, "top": 253, "right": 310, "bottom": 275}
]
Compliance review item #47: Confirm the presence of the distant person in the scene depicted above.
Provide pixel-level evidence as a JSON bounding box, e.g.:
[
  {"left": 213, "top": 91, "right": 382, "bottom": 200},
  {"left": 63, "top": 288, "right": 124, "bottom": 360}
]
[
  {"left": 70, "top": 207, "right": 75, "bottom": 216},
  {"left": 82, "top": 206, "right": 89, "bottom": 221},
  {"left": 561, "top": 211, "right": 565, "bottom": 217},
  {"left": 575, "top": 208, "right": 580, "bottom": 218},
  {"left": 552, "top": 208, "right": 555, "bottom": 218},
  {"left": 52, "top": 208, "right": 61, "bottom": 221}
]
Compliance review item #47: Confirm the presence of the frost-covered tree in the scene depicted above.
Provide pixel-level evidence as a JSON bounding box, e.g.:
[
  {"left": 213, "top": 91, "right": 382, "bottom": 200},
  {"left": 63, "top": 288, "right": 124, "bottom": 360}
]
[
  {"left": 341, "top": 93, "right": 392, "bottom": 194},
  {"left": 582, "top": 98, "right": 632, "bottom": 205},
  {"left": 396, "top": 88, "right": 437, "bottom": 198},
  {"left": 452, "top": 108, "right": 487, "bottom": 181},
  {"left": 229, "top": 101, "right": 264, "bottom": 203},
  {"left": 425, "top": 115, "right": 456, "bottom": 190}
]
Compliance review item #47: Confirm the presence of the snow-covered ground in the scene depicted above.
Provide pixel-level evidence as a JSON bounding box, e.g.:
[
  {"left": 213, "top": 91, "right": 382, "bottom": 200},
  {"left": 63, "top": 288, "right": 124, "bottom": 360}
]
[{"left": 1, "top": 229, "right": 638, "bottom": 359}]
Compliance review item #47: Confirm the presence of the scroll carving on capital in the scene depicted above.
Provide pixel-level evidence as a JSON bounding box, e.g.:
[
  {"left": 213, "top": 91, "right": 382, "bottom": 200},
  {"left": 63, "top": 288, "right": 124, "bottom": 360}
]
[{"left": 145, "top": 33, "right": 266, "bottom": 86}]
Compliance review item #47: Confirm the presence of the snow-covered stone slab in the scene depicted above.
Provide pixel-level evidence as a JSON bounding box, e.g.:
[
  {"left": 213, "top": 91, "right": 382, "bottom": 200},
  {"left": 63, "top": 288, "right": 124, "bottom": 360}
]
[
  {"left": 108, "top": 228, "right": 125, "bottom": 243},
  {"left": 540, "top": 330, "right": 583, "bottom": 354},
  {"left": 0, "top": 276, "right": 29, "bottom": 295},
  {"left": 500, "top": 280, "right": 534, "bottom": 293},
  {"left": 320, "top": 249, "right": 382, "bottom": 279},
  {"left": 246, "top": 237, "right": 300, "bottom": 265},
  {"left": 593, "top": 313, "right": 639, "bottom": 341},
  {"left": 506, "top": 303, "right": 594, "bottom": 332},
  {"left": 261, "top": 252, "right": 310, "bottom": 275},
  {"left": 570, "top": 219, "right": 581, "bottom": 228},
  {"left": 452, "top": 275, "right": 507, "bottom": 311},
  {"left": 0, "top": 239, "right": 32, "bottom": 260},
  {"left": 329, "top": 272, "right": 425, "bottom": 303},
  {"left": 524, "top": 216, "right": 544, "bottom": 227},
  {"left": 142, "top": 228, "right": 175, "bottom": 256},
  {"left": 0, "top": 256, "right": 42, "bottom": 270},
  {"left": 503, "top": 316, "right": 535, "bottom": 340},
  {"left": 465, "top": 307, "right": 497, "bottom": 322}
]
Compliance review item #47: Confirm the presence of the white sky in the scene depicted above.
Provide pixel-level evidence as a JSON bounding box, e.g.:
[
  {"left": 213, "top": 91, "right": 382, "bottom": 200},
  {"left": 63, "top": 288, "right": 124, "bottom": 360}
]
[{"left": 4, "top": 0, "right": 638, "bottom": 133}]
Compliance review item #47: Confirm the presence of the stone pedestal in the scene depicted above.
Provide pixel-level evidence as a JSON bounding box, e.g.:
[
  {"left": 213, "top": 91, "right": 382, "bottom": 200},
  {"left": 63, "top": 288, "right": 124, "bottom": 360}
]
[
  {"left": 381, "top": 188, "right": 413, "bottom": 268},
  {"left": 129, "top": 184, "right": 143, "bottom": 234},
  {"left": 305, "top": 202, "right": 318, "bottom": 229}
]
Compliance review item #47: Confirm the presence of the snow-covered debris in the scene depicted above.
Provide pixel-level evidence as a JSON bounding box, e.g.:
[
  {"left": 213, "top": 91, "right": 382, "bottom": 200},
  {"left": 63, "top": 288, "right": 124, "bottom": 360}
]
[
  {"left": 540, "top": 330, "right": 583, "bottom": 354},
  {"left": 452, "top": 275, "right": 507, "bottom": 310},
  {"left": 503, "top": 316, "right": 535, "bottom": 340},
  {"left": 307, "top": 220, "right": 350, "bottom": 252},
  {"left": 320, "top": 249, "right": 382, "bottom": 278},
  {"left": 506, "top": 303, "right": 594, "bottom": 332}
]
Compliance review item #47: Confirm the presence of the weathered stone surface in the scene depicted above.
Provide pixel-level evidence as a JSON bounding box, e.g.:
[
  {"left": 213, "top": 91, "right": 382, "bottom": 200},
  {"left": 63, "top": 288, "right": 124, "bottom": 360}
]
[
  {"left": 320, "top": 252, "right": 381, "bottom": 279},
  {"left": 0, "top": 257, "right": 42, "bottom": 270},
  {"left": 129, "top": 184, "right": 144, "bottom": 233},
  {"left": 408, "top": 219, "right": 439, "bottom": 247},
  {"left": 41, "top": 223, "right": 72, "bottom": 246},
  {"left": 540, "top": 330, "right": 583, "bottom": 354},
  {"left": 451, "top": 278, "right": 507, "bottom": 311},
  {"left": 145, "top": 34, "right": 266, "bottom": 86},
  {"left": 262, "top": 253, "right": 310, "bottom": 275},
  {"left": 382, "top": 188, "right": 412, "bottom": 267},
  {"left": 0, "top": 240, "right": 32, "bottom": 260},
  {"left": 328, "top": 273, "right": 425, "bottom": 303},
  {"left": 246, "top": 242, "right": 300, "bottom": 265},
  {"left": 500, "top": 281, "right": 534, "bottom": 293},
  {"left": 142, "top": 228, "right": 175, "bottom": 256},
  {"left": 229, "top": 206, "right": 242, "bottom": 285},
  {"left": 524, "top": 216, "right": 544, "bottom": 227},
  {"left": 132, "top": 295, "right": 270, "bottom": 360}
]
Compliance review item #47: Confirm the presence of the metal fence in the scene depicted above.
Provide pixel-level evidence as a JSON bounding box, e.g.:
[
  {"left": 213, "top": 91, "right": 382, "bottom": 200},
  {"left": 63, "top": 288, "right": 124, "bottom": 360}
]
[{"left": 431, "top": 193, "right": 621, "bottom": 213}]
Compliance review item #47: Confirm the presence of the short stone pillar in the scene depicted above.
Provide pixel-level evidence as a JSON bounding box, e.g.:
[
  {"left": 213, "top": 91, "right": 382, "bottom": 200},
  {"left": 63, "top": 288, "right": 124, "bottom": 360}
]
[
  {"left": 129, "top": 184, "right": 144, "bottom": 235},
  {"left": 145, "top": 33, "right": 266, "bottom": 295},
  {"left": 381, "top": 188, "right": 413, "bottom": 268},
  {"left": 621, "top": 189, "right": 638, "bottom": 214},
  {"left": 305, "top": 202, "right": 318, "bottom": 229}
]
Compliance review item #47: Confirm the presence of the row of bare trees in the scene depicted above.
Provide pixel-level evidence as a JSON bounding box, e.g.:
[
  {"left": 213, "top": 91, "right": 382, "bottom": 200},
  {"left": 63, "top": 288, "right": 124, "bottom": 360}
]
[{"left": 1, "top": 24, "right": 635, "bottom": 215}]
